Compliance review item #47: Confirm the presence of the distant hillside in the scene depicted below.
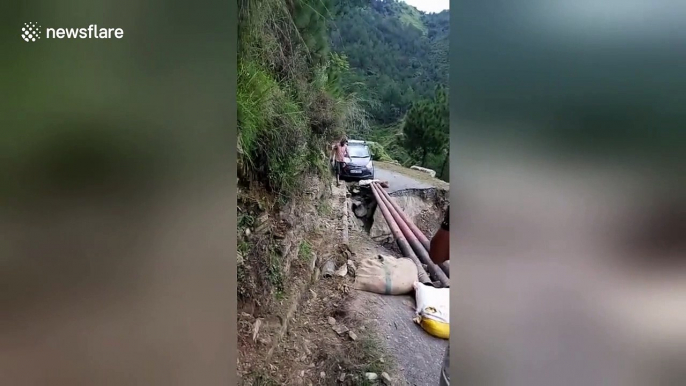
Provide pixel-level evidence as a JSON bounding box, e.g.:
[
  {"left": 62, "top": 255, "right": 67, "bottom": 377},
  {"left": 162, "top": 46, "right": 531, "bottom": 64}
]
[{"left": 330, "top": 0, "right": 449, "bottom": 126}]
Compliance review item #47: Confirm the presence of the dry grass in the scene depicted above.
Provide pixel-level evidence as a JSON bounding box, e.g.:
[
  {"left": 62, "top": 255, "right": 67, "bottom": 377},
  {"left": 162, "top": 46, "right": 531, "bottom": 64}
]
[
  {"left": 239, "top": 182, "right": 402, "bottom": 386},
  {"left": 262, "top": 274, "right": 397, "bottom": 386}
]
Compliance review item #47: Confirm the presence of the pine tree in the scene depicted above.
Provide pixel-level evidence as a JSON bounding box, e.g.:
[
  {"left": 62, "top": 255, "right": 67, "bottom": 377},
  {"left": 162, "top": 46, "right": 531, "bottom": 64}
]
[
  {"left": 402, "top": 86, "right": 448, "bottom": 166},
  {"left": 291, "top": 0, "right": 336, "bottom": 66}
]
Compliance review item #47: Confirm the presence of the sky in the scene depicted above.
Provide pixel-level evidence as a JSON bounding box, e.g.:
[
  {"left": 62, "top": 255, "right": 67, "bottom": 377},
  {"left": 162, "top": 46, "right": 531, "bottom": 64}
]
[{"left": 401, "top": 0, "right": 449, "bottom": 13}]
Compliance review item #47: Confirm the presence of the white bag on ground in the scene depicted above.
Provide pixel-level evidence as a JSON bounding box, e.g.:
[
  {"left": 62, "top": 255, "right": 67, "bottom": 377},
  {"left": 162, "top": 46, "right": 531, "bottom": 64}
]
[
  {"left": 413, "top": 282, "right": 450, "bottom": 339},
  {"left": 354, "top": 254, "right": 417, "bottom": 295}
]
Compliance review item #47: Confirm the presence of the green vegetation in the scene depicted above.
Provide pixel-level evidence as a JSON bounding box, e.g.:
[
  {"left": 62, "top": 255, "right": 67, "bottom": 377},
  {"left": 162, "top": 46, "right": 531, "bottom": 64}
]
[
  {"left": 246, "top": 372, "right": 279, "bottom": 386},
  {"left": 238, "top": 0, "right": 450, "bottom": 190},
  {"left": 343, "top": 333, "right": 394, "bottom": 385},
  {"left": 238, "top": 0, "right": 368, "bottom": 201},
  {"left": 266, "top": 244, "right": 283, "bottom": 291},
  {"left": 330, "top": 0, "right": 450, "bottom": 180},
  {"left": 402, "top": 86, "right": 449, "bottom": 166},
  {"left": 298, "top": 240, "right": 313, "bottom": 262},
  {"left": 316, "top": 200, "right": 332, "bottom": 216},
  {"left": 331, "top": 0, "right": 448, "bottom": 124},
  {"left": 366, "top": 141, "right": 393, "bottom": 162}
]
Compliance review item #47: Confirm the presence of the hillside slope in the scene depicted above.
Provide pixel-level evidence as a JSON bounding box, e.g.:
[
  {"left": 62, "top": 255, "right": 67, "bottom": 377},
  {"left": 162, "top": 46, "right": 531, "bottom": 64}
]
[
  {"left": 330, "top": 0, "right": 449, "bottom": 126},
  {"left": 329, "top": 1, "right": 450, "bottom": 180}
]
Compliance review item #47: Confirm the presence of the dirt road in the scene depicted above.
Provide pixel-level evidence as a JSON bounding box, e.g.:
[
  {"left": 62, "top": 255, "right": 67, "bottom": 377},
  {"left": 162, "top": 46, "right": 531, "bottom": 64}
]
[
  {"left": 348, "top": 234, "right": 448, "bottom": 386},
  {"left": 351, "top": 163, "right": 450, "bottom": 386},
  {"left": 238, "top": 163, "right": 449, "bottom": 385}
]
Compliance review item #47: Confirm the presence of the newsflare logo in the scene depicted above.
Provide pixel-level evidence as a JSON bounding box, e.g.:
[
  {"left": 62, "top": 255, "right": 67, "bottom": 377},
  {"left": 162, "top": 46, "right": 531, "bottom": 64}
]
[
  {"left": 22, "top": 22, "right": 124, "bottom": 43},
  {"left": 22, "top": 22, "right": 41, "bottom": 42}
]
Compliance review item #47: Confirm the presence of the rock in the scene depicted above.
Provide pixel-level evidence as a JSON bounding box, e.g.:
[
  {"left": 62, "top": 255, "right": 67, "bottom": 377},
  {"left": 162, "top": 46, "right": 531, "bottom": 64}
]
[
  {"left": 255, "top": 222, "right": 270, "bottom": 234},
  {"left": 280, "top": 212, "right": 294, "bottom": 227},
  {"left": 245, "top": 228, "right": 251, "bottom": 236},
  {"left": 309, "top": 253, "right": 318, "bottom": 271},
  {"left": 320, "top": 372, "right": 325, "bottom": 379},
  {"left": 328, "top": 317, "right": 336, "bottom": 325},
  {"left": 332, "top": 324, "right": 349, "bottom": 335},
  {"left": 348, "top": 331, "right": 358, "bottom": 341},
  {"left": 410, "top": 165, "right": 437, "bottom": 177},
  {"left": 365, "top": 373, "right": 378, "bottom": 381},
  {"left": 334, "top": 263, "right": 348, "bottom": 277},
  {"left": 237, "top": 251, "right": 244, "bottom": 266},
  {"left": 379, "top": 357, "right": 384, "bottom": 363},
  {"left": 346, "top": 260, "right": 356, "bottom": 276},
  {"left": 321, "top": 260, "right": 336, "bottom": 277},
  {"left": 381, "top": 372, "right": 392, "bottom": 383},
  {"left": 338, "top": 373, "right": 346, "bottom": 382},
  {"left": 353, "top": 202, "right": 367, "bottom": 218},
  {"left": 252, "top": 319, "right": 262, "bottom": 342}
]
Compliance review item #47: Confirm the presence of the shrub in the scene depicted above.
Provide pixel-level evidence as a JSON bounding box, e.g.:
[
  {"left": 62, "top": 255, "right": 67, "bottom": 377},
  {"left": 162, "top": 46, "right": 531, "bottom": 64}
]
[
  {"left": 367, "top": 141, "right": 393, "bottom": 162},
  {"left": 238, "top": 0, "right": 368, "bottom": 201},
  {"left": 238, "top": 59, "right": 310, "bottom": 198}
]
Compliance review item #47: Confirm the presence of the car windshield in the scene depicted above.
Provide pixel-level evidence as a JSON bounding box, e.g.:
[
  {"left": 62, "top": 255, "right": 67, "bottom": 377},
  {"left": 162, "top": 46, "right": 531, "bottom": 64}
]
[{"left": 348, "top": 145, "right": 370, "bottom": 158}]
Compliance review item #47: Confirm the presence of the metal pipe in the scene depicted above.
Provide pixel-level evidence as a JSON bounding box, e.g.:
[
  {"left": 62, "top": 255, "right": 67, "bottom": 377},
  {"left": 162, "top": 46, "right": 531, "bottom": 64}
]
[
  {"left": 377, "top": 186, "right": 431, "bottom": 250},
  {"left": 369, "top": 182, "right": 431, "bottom": 284},
  {"left": 376, "top": 186, "right": 450, "bottom": 277},
  {"left": 372, "top": 183, "right": 449, "bottom": 287}
]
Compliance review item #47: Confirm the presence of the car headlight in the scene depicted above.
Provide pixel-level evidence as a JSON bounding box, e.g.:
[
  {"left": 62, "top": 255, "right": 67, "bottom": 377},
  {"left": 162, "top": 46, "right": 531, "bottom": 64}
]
[{"left": 366, "top": 161, "right": 373, "bottom": 169}]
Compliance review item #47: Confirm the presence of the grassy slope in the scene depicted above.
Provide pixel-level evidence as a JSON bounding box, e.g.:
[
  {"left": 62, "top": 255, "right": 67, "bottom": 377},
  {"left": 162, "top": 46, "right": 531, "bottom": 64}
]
[
  {"left": 238, "top": 0, "right": 358, "bottom": 201},
  {"left": 397, "top": 4, "right": 427, "bottom": 35}
]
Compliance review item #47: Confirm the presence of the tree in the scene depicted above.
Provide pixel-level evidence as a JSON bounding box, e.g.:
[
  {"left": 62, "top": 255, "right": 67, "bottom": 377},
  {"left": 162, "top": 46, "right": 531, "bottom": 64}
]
[
  {"left": 402, "top": 87, "right": 448, "bottom": 166},
  {"left": 329, "top": 0, "right": 448, "bottom": 125},
  {"left": 439, "top": 147, "right": 449, "bottom": 180},
  {"left": 291, "top": 0, "right": 336, "bottom": 66}
]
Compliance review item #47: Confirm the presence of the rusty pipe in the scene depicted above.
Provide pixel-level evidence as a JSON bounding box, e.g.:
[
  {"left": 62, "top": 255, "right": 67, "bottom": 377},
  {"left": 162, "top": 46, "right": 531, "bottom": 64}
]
[
  {"left": 375, "top": 186, "right": 450, "bottom": 277},
  {"left": 373, "top": 183, "right": 449, "bottom": 286},
  {"left": 376, "top": 185, "right": 431, "bottom": 250},
  {"left": 372, "top": 183, "right": 449, "bottom": 287},
  {"left": 369, "top": 182, "right": 431, "bottom": 284}
]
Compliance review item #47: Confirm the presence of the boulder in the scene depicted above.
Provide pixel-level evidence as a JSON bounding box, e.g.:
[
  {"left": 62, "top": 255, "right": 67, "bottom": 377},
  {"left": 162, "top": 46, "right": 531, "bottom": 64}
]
[{"left": 410, "top": 165, "right": 437, "bottom": 178}]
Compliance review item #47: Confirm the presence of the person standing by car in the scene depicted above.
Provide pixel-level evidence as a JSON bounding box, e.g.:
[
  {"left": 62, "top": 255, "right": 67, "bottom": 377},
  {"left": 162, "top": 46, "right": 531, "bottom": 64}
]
[
  {"left": 332, "top": 137, "right": 348, "bottom": 186},
  {"left": 430, "top": 205, "right": 450, "bottom": 386}
]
